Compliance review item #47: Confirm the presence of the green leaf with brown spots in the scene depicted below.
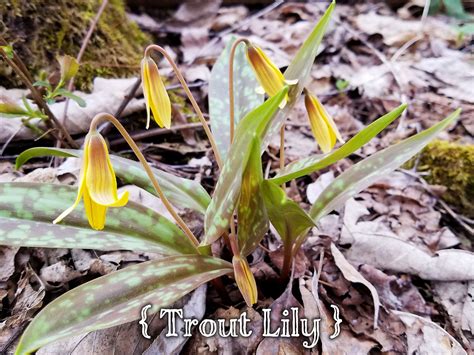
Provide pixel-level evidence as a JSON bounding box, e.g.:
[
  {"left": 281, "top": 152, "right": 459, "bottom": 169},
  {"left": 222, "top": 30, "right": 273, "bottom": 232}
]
[
  {"left": 261, "top": 180, "right": 314, "bottom": 252},
  {"left": 237, "top": 137, "right": 268, "bottom": 256},
  {"left": 15, "top": 255, "right": 232, "bottom": 355},
  {"left": 309, "top": 108, "right": 462, "bottom": 222},
  {"left": 203, "top": 87, "right": 288, "bottom": 246},
  {"left": 262, "top": 0, "right": 335, "bottom": 149},
  {"left": 209, "top": 36, "right": 264, "bottom": 161},
  {"left": 0, "top": 182, "right": 198, "bottom": 255},
  {"left": 270, "top": 104, "right": 407, "bottom": 185},
  {"left": 16, "top": 148, "right": 211, "bottom": 214}
]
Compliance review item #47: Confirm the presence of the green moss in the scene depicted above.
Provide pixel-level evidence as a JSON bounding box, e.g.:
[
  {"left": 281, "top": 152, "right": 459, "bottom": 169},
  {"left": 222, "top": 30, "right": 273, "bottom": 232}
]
[
  {"left": 416, "top": 140, "right": 474, "bottom": 217},
  {"left": 0, "top": 0, "right": 150, "bottom": 90}
]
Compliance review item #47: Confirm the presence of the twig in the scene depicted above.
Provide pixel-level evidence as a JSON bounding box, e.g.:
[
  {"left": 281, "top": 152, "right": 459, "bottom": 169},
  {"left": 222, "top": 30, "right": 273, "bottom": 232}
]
[
  {"left": 0, "top": 126, "right": 22, "bottom": 156},
  {"left": 109, "top": 122, "right": 204, "bottom": 146},
  {"left": 0, "top": 49, "right": 78, "bottom": 148},
  {"left": 61, "top": 0, "right": 109, "bottom": 131},
  {"left": 391, "top": 0, "right": 430, "bottom": 63},
  {"left": 400, "top": 168, "right": 474, "bottom": 236},
  {"left": 98, "top": 77, "right": 142, "bottom": 136}
]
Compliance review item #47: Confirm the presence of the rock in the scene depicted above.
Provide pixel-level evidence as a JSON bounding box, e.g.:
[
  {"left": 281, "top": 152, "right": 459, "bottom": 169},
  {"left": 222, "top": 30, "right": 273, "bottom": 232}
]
[
  {"left": 417, "top": 140, "right": 474, "bottom": 218},
  {"left": 0, "top": 0, "right": 149, "bottom": 90}
]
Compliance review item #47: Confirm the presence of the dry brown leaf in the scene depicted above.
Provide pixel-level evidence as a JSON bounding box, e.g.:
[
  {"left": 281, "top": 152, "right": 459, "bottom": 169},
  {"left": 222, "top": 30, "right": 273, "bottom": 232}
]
[
  {"left": 256, "top": 282, "right": 307, "bottom": 354},
  {"left": 360, "top": 264, "right": 434, "bottom": 315},
  {"left": 184, "top": 304, "right": 263, "bottom": 355},
  {"left": 355, "top": 12, "right": 458, "bottom": 46},
  {"left": 306, "top": 171, "right": 334, "bottom": 204},
  {"left": 39, "top": 261, "right": 83, "bottom": 287},
  {"left": 0, "top": 246, "right": 18, "bottom": 282},
  {"left": 71, "top": 249, "right": 118, "bottom": 275},
  {"left": 330, "top": 243, "right": 380, "bottom": 329},
  {"left": 14, "top": 168, "right": 59, "bottom": 184},
  {"left": 181, "top": 27, "right": 210, "bottom": 64},
  {"left": 211, "top": 6, "right": 248, "bottom": 32},
  {"left": 393, "top": 311, "right": 467, "bottom": 355},
  {"left": 299, "top": 275, "right": 378, "bottom": 354},
  {"left": 0, "top": 267, "right": 45, "bottom": 353},
  {"left": 433, "top": 281, "right": 474, "bottom": 348},
  {"left": 344, "top": 231, "right": 474, "bottom": 281},
  {"left": 170, "top": 0, "right": 222, "bottom": 29}
]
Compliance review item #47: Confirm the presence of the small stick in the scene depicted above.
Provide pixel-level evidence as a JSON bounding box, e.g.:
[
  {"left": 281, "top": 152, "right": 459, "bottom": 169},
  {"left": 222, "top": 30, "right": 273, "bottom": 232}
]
[
  {"left": 0, "top": 49, "right": 77, "bottom": 148},
  {"left": 61, "top": 0, "right": 109, "bottom": 129}
]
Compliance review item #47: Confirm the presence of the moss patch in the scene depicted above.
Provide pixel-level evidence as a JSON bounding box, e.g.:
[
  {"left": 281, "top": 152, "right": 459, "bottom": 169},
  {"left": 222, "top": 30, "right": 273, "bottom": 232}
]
[
  {"left": 1, "top": 0, "right": 150, "bottom": 90},
  {"left": 416, "top": 140, "right": 474, "bottom": 217}
]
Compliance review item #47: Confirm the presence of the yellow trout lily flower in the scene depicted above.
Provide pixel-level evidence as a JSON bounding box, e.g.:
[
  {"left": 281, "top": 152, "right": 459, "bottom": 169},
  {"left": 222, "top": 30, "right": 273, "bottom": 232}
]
[
  {"left": 233, "top": 255, "right": 258, "bottom": 306},
  {"left": 304, "top": 90, "right": 344, "bottom": 153},
  {"left": 53, "top": 129, "right": 129, "bottom": 230},
  {"left": 246, "top": 44, "right": 290, "bottom": 108},
  {"left": 141, "top": 55, "right": 171, "bottom": 129}
]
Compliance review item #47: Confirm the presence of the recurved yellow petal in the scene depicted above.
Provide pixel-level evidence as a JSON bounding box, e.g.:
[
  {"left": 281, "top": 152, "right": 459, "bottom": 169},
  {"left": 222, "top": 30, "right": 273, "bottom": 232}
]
[
  {"left": 85, "top": 131, "right": 129, "bottom": 209},
  {"left": 233, "top": 255, "right": 258, "bottom": 306},
  {"left": 53, "top": 134, "right": 90, "bottom": 225},
  {"left": 304, "top": 92, "right": 343, "bottom": 153},
  {"left": 141, "top": 56, "right": 171, "bottom": 129},
  {"left": 246, "top": 45, "right": 286, "bottom": 98}
]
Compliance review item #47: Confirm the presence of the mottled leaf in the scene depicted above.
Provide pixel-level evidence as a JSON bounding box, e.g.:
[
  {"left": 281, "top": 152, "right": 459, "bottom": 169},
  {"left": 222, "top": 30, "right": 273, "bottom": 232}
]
[
  {"left": 203, "top": 87, "right": 288, "bottom": 246},
  {"left": 262, "top": 1, "right": 335, "bottom": 149},
  {"left": 16, "top": 148, "right": 210, "bottom": 214},
  {"left": 310, "top": 109, "right": 461, "bottom": 222},
  {"left": 209, "top": 37, "right": 263, "bottom": 160},
  {"left": 237, "top": 137, "right": 268, "bottom": 256},
  {"left": 0, "top": 183, "right": 197, "bottom": 255},
  {"left": 261, "top": 180, "right": 314, "bottom": 251},
  {"left": 15, "top": 255, "right": 232, "bottom": 355},
  {"left": 270, "top": 104, "right": 407, "bottom": 185}
]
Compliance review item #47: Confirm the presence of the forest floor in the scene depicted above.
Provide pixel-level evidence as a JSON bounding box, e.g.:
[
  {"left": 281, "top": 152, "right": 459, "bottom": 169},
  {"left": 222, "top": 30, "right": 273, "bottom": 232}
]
[{"left": 0, "top": 0, "right": 473, "bottom": 353}]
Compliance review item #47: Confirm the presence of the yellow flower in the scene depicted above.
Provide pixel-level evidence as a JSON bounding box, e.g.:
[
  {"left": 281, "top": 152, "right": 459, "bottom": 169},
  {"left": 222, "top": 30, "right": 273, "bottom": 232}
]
[
  {"left": 246, "top": 44, "right": 289, "bottom": 107},
  {"left": 233, "top": 255, "right": 258, "bottom": 306},
  {"left": 141, "top": 56, "right": 171, "bottom": 129},
  {"left": 53, "top": 129, "right": 129, "bottom": 230},
  {"left": 304, "top": 90, "right": 344, "bottom": 153}
]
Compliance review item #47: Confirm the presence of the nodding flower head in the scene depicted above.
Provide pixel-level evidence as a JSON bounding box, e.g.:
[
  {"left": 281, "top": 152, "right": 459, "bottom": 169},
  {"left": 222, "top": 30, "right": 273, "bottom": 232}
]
[
  {"left": 304, "top": 90, "right": 344, "bottom": 153},
  {"left": 141, "top": 55, "right": 171, "bottom": 129},
  {"left": 53, "top": 129, "right": 129, "bottom": 230},
  {"left": 246, "top": 44, "right": 289, "bottom": 107},
  {"left": 232, "top": 255, "right": 258, "bottom": 306}
]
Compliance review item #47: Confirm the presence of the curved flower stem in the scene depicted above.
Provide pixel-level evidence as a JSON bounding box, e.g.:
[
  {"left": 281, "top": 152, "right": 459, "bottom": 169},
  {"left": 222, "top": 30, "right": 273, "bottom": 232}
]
[
  {"left": 145, "top": 45, "right": 223, "bottom": 169},
  {"left": 90, "top": 113, "right": 199, "bottom": 247},
  {"left": 228, "top": 38, "right": 250, "bottom": 142}
]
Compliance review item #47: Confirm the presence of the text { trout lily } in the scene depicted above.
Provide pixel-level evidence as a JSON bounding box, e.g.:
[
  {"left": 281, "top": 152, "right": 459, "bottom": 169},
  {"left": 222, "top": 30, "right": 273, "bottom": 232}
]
[
  {"left": 304, "top": 89, "right": 344, "bottom": 153},
  {"left": 53, "top": 129, "right": 129, "bottom": 230},
  {"left": 141, "top": 55, "right": 171, "bottom": 129},
  {"left": 246, "top": 44, "right": 295, "bottom": 108}
]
